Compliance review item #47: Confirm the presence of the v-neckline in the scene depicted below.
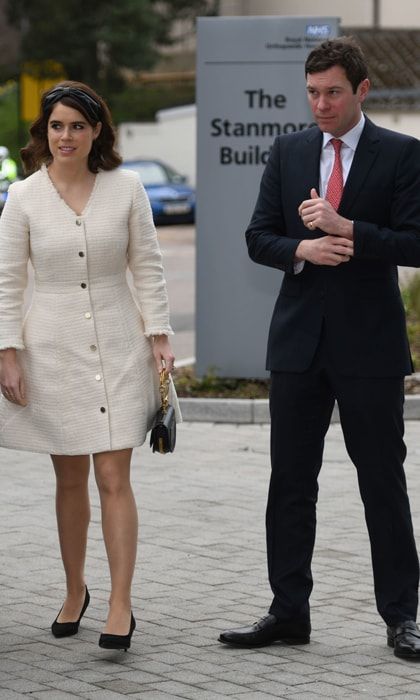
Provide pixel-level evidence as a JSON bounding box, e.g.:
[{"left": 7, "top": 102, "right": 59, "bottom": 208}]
[{"left": 42, "top": 163, "right": 100, "bottom": 218}]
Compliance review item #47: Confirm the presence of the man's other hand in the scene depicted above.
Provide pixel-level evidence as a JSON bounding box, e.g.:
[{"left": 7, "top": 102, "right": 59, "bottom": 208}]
[
  {"left": 298, "top": 188, "right": 353, "bottom": 239},
  {"left": 295, "top": 236, "right": 353, "bottom": 266}
]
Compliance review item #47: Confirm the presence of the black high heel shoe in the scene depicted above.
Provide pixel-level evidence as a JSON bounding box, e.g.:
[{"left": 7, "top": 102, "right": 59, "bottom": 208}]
[
  {"left": 51, "top": 586, "right": 90, "bottom": 638},
  {"left": 99, "top": 613, "right": 136, "bottom": 651}
]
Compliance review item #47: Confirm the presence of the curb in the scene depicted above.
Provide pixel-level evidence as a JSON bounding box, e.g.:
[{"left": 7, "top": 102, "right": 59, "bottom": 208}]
[{"left": 179, "top": 395, "right": 420, "bottom": 424}]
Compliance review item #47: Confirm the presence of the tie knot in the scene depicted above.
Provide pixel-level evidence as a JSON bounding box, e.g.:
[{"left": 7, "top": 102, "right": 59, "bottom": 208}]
[{"left": 330, "top": 138, "right": 342, "bottom": 154}]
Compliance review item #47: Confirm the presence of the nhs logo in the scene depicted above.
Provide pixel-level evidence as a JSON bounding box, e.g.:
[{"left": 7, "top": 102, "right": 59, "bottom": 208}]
[{"left": 306, "top": 25, "right": 331, "bottom": 39}]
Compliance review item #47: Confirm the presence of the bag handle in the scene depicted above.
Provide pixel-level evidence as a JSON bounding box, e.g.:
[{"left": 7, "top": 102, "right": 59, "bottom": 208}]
[{"left": 159, "top": 369, "right": 170, "bottom": 413}]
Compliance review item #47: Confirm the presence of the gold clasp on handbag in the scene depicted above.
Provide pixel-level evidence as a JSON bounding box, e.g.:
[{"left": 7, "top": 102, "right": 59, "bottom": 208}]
[{"left": 159, "top": 369, "right": 170, "bottom": 414}]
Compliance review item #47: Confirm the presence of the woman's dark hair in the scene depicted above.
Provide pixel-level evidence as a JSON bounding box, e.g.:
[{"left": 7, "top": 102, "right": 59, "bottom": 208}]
[
  {"left": 21, "top": 80, "right": 122, "bottom": 174},
  {"left": 305, "top": 36, "right": 368, "bottom": 93}
]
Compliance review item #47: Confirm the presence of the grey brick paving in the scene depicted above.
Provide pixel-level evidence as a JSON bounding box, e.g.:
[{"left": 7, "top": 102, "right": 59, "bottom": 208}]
[{"left": 2, "top": 420, "right": 420, "bottom": 698}]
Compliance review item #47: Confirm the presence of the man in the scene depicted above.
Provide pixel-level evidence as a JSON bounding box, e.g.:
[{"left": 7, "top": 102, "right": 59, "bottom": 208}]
[{"left": 219, "top": 37, "right": 420, "bottom": 658}]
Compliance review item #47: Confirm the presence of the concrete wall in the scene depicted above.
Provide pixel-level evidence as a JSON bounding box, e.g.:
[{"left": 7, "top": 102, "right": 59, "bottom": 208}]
[
  {"left": 118, "top": 105, "right": 196, "bottom": 185},
  {"left": 219, "top": 0, "right": 373, "bottom": 25},
  {"left": 367, "top": 111, "right": 420, "bottom": 139},
  {"left": 378, "top": 0, "right": 420, "bottom": 27}
]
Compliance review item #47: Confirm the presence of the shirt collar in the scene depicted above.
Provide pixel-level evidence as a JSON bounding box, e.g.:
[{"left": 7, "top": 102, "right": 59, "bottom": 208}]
[{"left": 322, "top": 113, "right": 365, "bottom": 152}]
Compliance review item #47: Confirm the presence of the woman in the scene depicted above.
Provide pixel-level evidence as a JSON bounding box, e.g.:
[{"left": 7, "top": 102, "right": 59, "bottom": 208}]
[{"left": 0, "top": 81, "right": 178, "bottom": 650}]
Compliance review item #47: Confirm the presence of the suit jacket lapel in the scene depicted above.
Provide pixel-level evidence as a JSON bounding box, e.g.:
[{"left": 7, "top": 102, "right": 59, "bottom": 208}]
[
  {"left": 338, "top": 117, "right": 381, "bottom": 215},
  {"left": 284, "top": 127, "right": 322, "bottom": 235},
  {"left": 302, "top": 128, "right": 323, "bottom": 197}
]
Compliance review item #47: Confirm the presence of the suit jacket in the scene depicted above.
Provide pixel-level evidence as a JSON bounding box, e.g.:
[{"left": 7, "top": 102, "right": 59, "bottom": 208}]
[{"left": 246, "top": 117, "right": 420, "bottom": 377}]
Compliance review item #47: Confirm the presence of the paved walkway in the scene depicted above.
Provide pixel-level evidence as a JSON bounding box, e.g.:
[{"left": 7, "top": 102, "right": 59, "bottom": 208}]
[{"left": 2, "top": 421, "right": 420, "bottom": 699}]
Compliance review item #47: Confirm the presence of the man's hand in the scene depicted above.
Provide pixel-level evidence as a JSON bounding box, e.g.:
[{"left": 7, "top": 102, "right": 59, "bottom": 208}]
[
  {"left": 295, "top": 236, "right": 353, "bottom": 266},
  {"left": 298, "top": 188, "right": 353, "bottom": 240}
]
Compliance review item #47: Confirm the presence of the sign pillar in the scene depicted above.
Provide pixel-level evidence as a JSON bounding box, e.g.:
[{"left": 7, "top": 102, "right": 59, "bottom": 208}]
[{"left": 196, "top": 16, "right": 339, "bottom": 377}]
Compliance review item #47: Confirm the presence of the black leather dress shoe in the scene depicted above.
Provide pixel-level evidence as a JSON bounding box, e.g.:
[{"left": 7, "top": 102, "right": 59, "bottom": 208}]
[
  {"left": 219, "top": 613, "right": 310, "bottom": 647},
  {"left": 387, "top": 620, "right": 420, "bottom": 658}
]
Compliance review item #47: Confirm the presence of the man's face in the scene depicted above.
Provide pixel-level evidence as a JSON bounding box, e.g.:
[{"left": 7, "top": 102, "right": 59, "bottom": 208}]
[{"left": 306, "top": 64, "right": 370, "bottom": 137}]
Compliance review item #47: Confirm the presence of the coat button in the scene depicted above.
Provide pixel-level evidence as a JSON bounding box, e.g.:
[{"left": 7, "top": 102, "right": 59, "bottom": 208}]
[
  {"left": 79, "top": 251, "right": 85, "bottom": 257},
  {"left": 84, "top": 312, "right": 91, "bottom": 319},
  {"left": 90, "top": 344, "right": 97, "bottom": 351},
  {"left": 95, "top": 374, "right": 102, "bottom": 381},
  {"left": 76, "top": 219, "right": 82, "bottom": 226},
  {"left": 100, "top": 407, "right": 106, "bottom": 413},
  {"left": 81, "top": 282, "right": 87, "bottom": 289}
]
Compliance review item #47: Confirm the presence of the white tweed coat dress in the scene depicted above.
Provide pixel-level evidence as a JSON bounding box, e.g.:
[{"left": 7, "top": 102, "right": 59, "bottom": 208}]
[{"left": 0, "top": 165, "right": 179, "bottom": 455}]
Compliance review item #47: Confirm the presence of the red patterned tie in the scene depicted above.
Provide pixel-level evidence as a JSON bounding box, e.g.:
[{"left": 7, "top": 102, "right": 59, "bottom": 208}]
[{"left": 326, "top": 138, "right": 343, "bottom": 210}]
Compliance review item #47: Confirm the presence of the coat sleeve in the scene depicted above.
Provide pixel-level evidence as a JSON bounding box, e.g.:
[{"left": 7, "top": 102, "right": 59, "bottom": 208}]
[
  {"left": 127, "top": 176, "right": 174, "bottom": 337},
  {"left": 354, "top": 137, "right": 420, "bottom": 265},
  {"left": 0, "top": 183, "right": 29, "bottom": 350},
  {"left": 245, "top": 137, "right": 302, "bottom": 274}
]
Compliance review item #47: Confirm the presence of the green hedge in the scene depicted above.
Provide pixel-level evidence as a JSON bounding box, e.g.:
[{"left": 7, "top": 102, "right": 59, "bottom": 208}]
[
  {"left": 0, "top": 81, "right": 22, "bottom": 167},
  {"left": 402, "top": 273, "right": 420, "bottom": 370},
  {"left": 108, "top": 82, "right": 195, "bottom": 124}
]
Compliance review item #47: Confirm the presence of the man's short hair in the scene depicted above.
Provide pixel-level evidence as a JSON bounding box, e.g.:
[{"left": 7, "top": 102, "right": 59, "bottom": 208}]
[{"left": 305, "top": 36, "right": 368, "bottom": 93}]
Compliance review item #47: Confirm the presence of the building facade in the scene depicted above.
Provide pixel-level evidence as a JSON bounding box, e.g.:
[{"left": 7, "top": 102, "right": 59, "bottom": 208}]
[{"left": 219, "top": 0, "right": 420, "bottom": 28}]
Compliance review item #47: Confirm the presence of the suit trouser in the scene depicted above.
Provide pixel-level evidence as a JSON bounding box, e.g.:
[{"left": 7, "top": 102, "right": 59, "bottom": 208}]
[{"left": 267, "top": 335, "right": 419, "bottom": 627}]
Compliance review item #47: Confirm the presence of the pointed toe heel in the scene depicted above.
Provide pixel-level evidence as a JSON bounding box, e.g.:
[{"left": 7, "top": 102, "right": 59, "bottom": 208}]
[
  {"left": 99, "top": 613, "right": 136, "bottom": 651},
  {"left": 51, "top": 586, "right": 90, "bottom": 638}
]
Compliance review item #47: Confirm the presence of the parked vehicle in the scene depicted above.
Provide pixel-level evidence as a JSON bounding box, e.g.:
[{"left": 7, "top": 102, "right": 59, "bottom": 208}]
[{"left": 122, "top": 159, "right": 195, "bottom": 225}]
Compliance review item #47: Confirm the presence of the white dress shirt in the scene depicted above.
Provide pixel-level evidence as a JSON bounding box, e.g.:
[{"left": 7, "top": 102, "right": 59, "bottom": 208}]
[{"left": 319, "top": 113, "right": 365, "bottom": 196}]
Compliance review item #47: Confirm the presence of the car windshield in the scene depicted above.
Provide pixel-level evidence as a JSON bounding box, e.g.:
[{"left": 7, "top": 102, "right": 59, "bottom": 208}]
[{"left": 125, "top": 162, "right": 169, "bottom": 186}]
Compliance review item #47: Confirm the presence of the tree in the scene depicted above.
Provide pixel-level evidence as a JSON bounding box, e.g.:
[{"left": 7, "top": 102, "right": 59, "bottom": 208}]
[{"left": 7, "top": 0, "right": 218, "bottom": 91}]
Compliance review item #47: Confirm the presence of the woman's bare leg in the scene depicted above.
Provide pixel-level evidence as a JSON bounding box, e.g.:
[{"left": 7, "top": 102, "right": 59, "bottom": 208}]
[
  {"left": 93, "top": 448, "right": 138, "bottom": 634},
  {"left": 51, "top": 454, "right": 90, "bottom": 621}
]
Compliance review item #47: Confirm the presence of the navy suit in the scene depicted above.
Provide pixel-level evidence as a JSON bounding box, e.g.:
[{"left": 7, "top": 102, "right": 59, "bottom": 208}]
[{"left": 246, "top": 117, "right": 420, "bottom": 626}]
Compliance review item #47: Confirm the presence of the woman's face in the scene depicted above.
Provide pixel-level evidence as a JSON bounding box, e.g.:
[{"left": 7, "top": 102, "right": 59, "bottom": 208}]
[{"left": 47, "top": 102, "right": 102, "bottom": 166}]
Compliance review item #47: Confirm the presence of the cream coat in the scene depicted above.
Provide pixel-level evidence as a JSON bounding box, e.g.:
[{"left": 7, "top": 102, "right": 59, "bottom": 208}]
[{"left": 0, "top": 166, "right": 179, "bottom": 454}]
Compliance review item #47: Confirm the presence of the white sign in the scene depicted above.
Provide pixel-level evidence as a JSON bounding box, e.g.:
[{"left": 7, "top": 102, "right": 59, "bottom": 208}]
[{"left": 196, "top": 16, "right": 339, "bottom": 377}]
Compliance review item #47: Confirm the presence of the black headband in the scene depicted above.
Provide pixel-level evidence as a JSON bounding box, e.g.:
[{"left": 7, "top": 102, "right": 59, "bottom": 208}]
[{"left": 44, "top": 86, "right": 102, "bottom": 122}]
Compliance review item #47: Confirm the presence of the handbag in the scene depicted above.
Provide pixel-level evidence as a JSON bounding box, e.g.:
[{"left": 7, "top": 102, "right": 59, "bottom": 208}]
[{"left": 150, "top": 369, "right": 176, "bottom": 453}]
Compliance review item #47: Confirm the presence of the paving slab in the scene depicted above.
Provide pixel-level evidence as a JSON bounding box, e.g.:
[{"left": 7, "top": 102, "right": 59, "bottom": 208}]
[{"left": 2, "top": 421, "right": 420, "bottom": 698}]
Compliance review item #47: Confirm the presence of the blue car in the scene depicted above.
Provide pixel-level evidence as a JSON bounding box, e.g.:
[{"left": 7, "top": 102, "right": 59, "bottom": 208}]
[{"left": 122, "top": 159, "right": 195, "bottom": 225}]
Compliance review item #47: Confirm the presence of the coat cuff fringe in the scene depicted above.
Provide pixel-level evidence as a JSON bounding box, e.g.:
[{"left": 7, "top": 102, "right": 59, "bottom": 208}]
[
  {"left": 144, "top": 329, "right": 174, "bottom": 337},
  {"left": 0, "top": 342, "right": 25, "bottom": 351}
]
